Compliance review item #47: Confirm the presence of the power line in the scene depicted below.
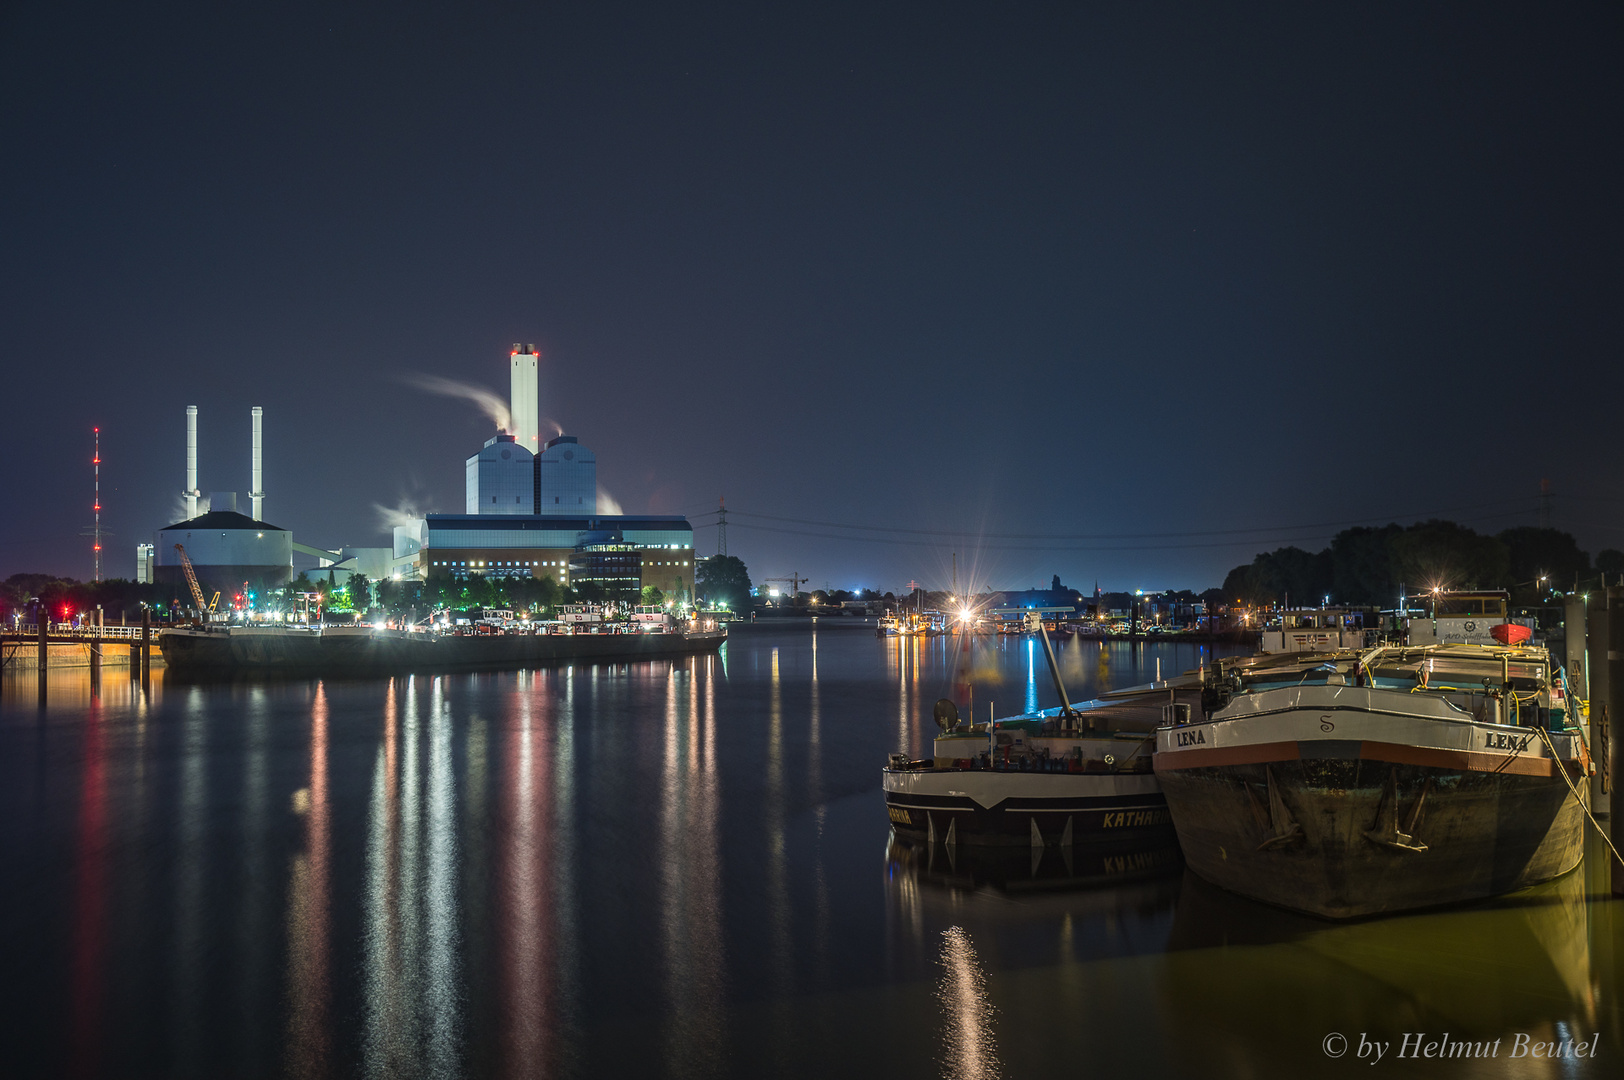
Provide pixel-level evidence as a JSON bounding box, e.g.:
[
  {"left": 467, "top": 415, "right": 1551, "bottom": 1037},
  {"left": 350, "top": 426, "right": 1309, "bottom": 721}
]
[
  {"left": 694, "top": 498, "right": 1526, "bottom": 542},
  {"left": 704, "top": 506, "right": 1545, "bottom": 553}
]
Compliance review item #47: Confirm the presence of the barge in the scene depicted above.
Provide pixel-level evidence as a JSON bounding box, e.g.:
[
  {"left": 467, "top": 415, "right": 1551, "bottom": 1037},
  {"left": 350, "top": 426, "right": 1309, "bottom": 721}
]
[
  {"left": 158, "top": 620, "right": 726, "bottom": 676},
  {"left": 1154, "top": 641, "right": 1591, "bottom": 918},
  {"left": 882, "top": 614, "right": 1199, "bottom": 848}
]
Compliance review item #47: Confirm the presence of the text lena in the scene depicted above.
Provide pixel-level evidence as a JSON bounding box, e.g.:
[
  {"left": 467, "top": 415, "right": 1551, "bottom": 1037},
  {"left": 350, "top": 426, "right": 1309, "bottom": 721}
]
[
  {"left": 1176, "top": 729, "right": 1206, "bottom": 747},
  {"left": 1484, "top": 731, "right": 1532, "bottom": 753}
]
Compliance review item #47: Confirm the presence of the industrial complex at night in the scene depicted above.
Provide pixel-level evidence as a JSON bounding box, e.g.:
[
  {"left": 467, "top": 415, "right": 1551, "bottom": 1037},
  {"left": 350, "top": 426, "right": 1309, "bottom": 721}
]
[
  {"left": 142, "top": 343, "right": 695, "bottom": 602},
  {"left": 6, "top": 9, "right": 1622, "bottom": 1077}
]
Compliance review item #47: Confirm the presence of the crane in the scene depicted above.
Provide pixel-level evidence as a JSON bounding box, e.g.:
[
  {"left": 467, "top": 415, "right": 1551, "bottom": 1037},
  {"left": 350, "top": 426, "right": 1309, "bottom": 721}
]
[
  {"left": 764, "top": 573, "right": 808, "bottom": 598},
  {"left": 173, "top": 544, "right": 219, "bottom": 617}
]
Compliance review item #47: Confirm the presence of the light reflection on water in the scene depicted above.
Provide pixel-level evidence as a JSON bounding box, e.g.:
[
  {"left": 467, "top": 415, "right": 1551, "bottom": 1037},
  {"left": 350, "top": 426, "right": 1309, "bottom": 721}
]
[
  {"left": 936, "top": 926, "right": 1001, "bottom": 1080},
  {"left": 660, "top": 657, "right": 727, "bottom": 1077},
  {"left": 1, "top": 628, "right": 1619, "bottom": 1079},
  {"left": 69, "top": 695, "right": 108, "bottom": 1079},
  {"left": 285, "top": 683, "right": 332, "bottom": 1077},
  {"left": 500, "top": 670, "right": 553, "bottom": 1077}
]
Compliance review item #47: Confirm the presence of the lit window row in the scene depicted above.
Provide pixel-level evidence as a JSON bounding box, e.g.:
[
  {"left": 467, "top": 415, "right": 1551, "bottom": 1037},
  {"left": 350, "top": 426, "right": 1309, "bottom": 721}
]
[{"left": 428, "top": 559, "right": 569, "bottom": 569}]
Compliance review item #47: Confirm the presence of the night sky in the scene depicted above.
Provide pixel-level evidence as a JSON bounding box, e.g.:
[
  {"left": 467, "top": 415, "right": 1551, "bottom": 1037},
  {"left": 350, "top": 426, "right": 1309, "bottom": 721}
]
[{"left": 2, "top": 2, "right": 1619, "bottom": 594}]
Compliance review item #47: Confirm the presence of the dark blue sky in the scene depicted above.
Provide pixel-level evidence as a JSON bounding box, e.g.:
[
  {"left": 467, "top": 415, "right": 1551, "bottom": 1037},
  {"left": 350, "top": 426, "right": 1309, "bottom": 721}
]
[{"left": 2, "top": 2, "right": 1619, "bottom": 594}]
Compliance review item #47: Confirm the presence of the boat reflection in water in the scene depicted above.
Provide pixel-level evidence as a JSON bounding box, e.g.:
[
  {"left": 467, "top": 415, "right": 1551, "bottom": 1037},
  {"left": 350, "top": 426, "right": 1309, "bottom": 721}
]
[
  {"left": 887, "top": 832, "right": 1185, "bottom": 1080},
  {"left": 1159, "top": 832, "right": 1616, "bottom": 1076},
  {"left": 886, "top": 832, "right": 1184, "bottom": 899}
]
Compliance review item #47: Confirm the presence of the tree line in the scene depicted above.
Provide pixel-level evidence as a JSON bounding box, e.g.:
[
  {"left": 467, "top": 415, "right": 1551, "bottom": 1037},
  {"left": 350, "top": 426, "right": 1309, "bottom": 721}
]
[{"left": 1221, "top": 522, "right": 1622, "bottom": 608}]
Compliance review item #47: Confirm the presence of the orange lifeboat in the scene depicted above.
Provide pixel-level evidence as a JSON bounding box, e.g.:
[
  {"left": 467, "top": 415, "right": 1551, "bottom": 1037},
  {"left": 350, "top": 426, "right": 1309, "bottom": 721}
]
[{"left": 1490, "top": 622, "right": 1532, "bottom": 646}]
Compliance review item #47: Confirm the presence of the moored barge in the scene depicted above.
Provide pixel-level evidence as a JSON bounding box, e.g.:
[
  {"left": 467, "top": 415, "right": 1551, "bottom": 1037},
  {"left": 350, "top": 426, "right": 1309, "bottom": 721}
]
[
  {"left": 158, "top": 620, "right": 726, "bottom": 676},
  {"left": 1154, "top": 642, "right": 1591, "bottom": 918},
  {"left": 883, "top": 699, "right": 1184, "bottom": 847}
]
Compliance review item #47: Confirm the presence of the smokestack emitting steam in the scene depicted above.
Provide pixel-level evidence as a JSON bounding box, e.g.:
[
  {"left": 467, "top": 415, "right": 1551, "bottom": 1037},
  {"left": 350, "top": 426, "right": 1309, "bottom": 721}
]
[
  {"left": 402, "top": 373, "right": 512, "bottom": 432},
  {"left": 511, "top": 344, "right": 539, "bottom": 450},
  {"left": 250, "top": 406, "right": 264, "bottom": 521},
  {"left": 184, "top": 405, "right": 199, "bottom": 519}
]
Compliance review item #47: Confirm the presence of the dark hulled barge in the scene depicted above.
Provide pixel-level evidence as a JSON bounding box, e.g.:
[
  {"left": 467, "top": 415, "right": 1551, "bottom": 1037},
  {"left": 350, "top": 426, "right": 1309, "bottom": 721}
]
[
  {"left": 158, "top": 618, "right": 726, "bottom": 677},
  {"left": 883, "top": 702, "right": 1183, "bottom": 847},
  {"left": 1154, "top": 642, "right": 1591, "bottom": 918}
]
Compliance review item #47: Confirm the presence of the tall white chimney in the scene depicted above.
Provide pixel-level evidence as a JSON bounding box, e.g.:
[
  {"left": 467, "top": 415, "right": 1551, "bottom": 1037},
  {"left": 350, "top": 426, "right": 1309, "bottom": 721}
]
[
  {"left": 510, "top": 344, "right": 539, "bottom": 451},
  {"left": 250, "top": 406, "right": 264, "bottom": 520},
  {"left": 184, "top": 405, "right": 199, "bottom": 519}
]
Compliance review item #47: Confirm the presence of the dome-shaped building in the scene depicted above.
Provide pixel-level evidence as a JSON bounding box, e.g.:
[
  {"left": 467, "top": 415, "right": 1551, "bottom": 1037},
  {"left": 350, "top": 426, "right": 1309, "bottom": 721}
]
[
  {"left": 466, "top": 433, "right": 534, "bottom": 514},
  {"left": 155, "top": 497, "right": 293, "bottom": 597},
  {"left": 535, "top": 435, "right": 596, "bottom": 514}
]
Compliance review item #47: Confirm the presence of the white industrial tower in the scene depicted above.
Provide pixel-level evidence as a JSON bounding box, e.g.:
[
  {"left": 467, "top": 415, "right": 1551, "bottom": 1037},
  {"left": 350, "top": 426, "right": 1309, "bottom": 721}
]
[
  {"left": 184, "top": 405, "right": 200, "bottom": 519},
  {"left": 250, "top": 406, "right": 265, "bottom": 520},
  {"left": 510, "top": 344, "right": 539, "bottom": 451}
]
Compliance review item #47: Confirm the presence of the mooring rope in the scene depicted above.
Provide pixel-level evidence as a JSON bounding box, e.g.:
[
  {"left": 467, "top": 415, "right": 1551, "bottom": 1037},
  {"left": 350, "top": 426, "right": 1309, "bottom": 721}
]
[{"left": 1535, "top": 724, "right": 1624, "bottom": 869}]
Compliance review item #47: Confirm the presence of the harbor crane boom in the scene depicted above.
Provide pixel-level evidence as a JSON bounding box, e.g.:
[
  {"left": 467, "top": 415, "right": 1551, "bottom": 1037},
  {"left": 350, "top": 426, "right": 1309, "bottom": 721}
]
[
  {"left": 764, "top": 573, "right": 808, "bottom": 597},
  {"left": 173, "top": 543, "right": 208, "bottom": 614}
]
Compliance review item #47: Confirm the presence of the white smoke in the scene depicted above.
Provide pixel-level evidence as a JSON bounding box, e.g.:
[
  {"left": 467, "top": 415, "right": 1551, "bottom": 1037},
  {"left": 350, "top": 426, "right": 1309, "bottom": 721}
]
[
  {"left": 373, "top": 500, "right": 432, "bottom": 534},
  {"left": 597, "top": 486, "right": 624, "bottom": 516},
  {"left": 402, "top": 373, "right": 512, "bottom": 432}
]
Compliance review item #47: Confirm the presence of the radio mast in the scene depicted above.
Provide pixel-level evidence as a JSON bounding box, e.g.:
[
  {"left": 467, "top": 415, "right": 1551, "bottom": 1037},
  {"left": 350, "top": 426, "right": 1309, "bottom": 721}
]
[{"left": 90, "top": 428, "right": 104, "bottom": 581}]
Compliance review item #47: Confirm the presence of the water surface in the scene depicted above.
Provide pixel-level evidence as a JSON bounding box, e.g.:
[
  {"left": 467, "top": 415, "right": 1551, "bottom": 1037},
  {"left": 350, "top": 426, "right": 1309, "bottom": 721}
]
[{"left": 1, "top": 624, "right": 1617, "bottom": 1078}]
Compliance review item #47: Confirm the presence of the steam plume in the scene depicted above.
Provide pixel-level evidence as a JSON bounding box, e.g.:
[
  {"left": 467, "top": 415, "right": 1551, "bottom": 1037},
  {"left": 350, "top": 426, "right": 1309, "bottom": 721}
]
[
  {"left": 373, "top": 500, "right": 433, "bottom": 534},
  {"left": 402, "top": 373, "right": 512, "bottom": 432},
  {"left": 597, "top": 486, "right": 624, "bottom": 516}
]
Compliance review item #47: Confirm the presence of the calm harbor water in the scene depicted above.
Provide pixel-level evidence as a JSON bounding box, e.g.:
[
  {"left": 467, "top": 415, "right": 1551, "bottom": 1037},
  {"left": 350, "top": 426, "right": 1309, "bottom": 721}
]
[{"left": 1, "top": 624, "right": 1618, "bottom": 1078}]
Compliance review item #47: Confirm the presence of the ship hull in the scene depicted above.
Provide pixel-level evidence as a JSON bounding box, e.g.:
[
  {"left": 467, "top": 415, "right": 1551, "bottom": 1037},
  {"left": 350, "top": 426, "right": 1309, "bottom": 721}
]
[
  {"left": 159, "top": 626, "right": 727, "bottom": 677},
  {"left": 1157, "top": 758, "right": 1582, "bottom": 918},
  {"left": 1154, "top": 684, "right": 1587, "bottom": 918},
  {"left": 882, "top": 767, "right": 1172, "bottom": 846}
]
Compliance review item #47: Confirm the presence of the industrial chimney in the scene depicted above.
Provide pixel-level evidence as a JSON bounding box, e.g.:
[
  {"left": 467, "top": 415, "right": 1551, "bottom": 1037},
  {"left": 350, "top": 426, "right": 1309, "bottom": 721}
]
[
  {"left": 184, "top": 405, "right": 199, "bottom": 520},
  {"left": 510, "top": 344, "right": 539, "bottom": 451},
  {"left": 250, "top": 406, "right": 265, "bottom": 521}
]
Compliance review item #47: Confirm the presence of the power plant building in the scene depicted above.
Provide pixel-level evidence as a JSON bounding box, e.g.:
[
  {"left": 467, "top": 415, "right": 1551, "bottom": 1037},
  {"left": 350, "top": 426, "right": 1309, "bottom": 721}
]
[
  {"left": 154, "top": 507, "right": 294, "bottom": 595},
  {"left": 405, "top": 344, "right": 698, "bottom": 599},
  {"left": 417, "top": 514, "right": 695, "bottom": 598},
  {"left": 535, "top": 435, "right": 595, "bottom": 513},
  {"left": 151, "top": 405, "right": 297, "bottom": 597},
  {"left": 466, "top": 433, "right": 534, "bottom": 514}
]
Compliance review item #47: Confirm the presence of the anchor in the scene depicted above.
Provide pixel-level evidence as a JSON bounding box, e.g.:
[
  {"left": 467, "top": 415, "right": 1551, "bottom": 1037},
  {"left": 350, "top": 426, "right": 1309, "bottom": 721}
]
[
  {"left": 1364, "top": 768, "right": 1430, "bottom": 852},
  {"left": 1255, "top": 765, "right": 1304, "bottom": 850}
]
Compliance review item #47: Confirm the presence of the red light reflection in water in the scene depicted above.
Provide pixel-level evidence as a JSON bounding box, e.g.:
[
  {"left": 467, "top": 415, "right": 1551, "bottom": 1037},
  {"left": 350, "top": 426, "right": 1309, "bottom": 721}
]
[
  {"left": 499, "top": 685, "right": 554, "bottom": 1077},
  {"left": 69, "top": 701, "right": 108, "bottom": 1079},
  {"left": 660, "top": 660, "right": 726, "bottom": 1073},
  {"left": 285, "top": 685, "right": 332, "bottom": 1077}
]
